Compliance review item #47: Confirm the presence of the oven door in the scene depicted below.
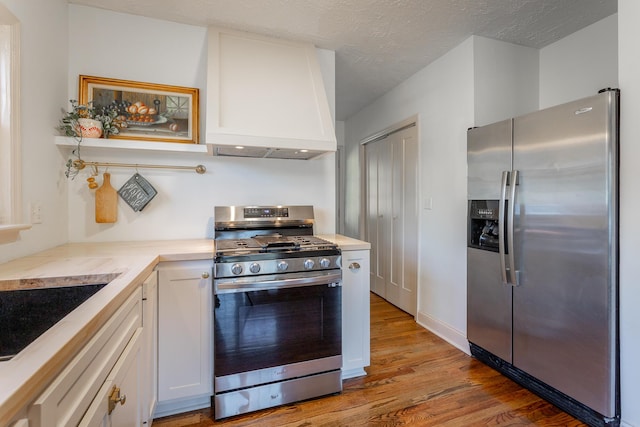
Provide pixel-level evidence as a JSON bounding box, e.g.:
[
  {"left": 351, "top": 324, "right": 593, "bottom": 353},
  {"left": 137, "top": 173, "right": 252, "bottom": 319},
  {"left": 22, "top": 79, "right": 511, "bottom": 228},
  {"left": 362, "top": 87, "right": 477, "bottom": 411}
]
[{"left": 213, "top": 278, "right": 342, "bottom": 393}]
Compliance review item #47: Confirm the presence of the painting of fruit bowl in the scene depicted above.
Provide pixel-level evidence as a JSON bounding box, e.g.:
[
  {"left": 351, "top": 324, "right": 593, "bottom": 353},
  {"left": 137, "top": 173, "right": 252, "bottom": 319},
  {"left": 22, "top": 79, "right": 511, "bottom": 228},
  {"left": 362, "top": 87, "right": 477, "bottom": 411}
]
[
  {"left": 78, "top": 75, "right": 199, "bottom": 144},
  {"left": 125, "top": 114, "right": 168, "bottom": 127}
]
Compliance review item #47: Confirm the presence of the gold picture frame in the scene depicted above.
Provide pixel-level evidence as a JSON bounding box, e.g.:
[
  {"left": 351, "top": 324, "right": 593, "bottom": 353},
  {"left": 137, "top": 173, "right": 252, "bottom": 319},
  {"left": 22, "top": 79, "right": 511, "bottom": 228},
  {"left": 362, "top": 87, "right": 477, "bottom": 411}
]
[{"left": 79, "top": 75, "right": 199, "bottom": 144}]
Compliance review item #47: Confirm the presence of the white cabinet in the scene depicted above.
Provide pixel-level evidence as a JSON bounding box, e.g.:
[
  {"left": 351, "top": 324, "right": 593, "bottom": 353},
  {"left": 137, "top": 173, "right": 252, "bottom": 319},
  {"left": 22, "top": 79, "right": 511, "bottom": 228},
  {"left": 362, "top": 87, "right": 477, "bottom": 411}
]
[
  {"left": 341, "top": 249, "right": 371, "bottom": 379},
  {"left": 155, "top": 260, "right": 213, "bottom": 417},
  {"left": 29, "top": 287, "right": 143, "bottom": 427},
  {"left": 206, "top": 26, "right": 336, "bottom": 159},
  {"left": 141, "top": 271, "right": 158, "bottom": 425},
  {"left": 78, "top": 328, "right": 143, "bottom": 426}
]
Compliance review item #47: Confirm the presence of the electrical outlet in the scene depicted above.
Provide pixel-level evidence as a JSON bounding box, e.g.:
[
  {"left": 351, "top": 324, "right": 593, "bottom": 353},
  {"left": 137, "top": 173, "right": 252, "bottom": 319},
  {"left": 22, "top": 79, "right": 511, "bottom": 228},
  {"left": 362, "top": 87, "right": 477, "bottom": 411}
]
[{"left": 30, "top": 202, "right": 42, "bottom": 224}]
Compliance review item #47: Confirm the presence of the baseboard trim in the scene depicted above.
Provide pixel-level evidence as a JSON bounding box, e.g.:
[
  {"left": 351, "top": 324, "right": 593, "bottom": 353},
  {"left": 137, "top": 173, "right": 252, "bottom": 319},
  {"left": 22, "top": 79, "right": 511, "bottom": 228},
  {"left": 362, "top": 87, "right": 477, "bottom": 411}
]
[
  {"left": 342, "top": 367, "right": 367, "bottom": 380},
  {"left": 416, "top": 311, "right": 470, "bottom": 355},
  {"left": 154, "top": 395, "right": 211, "bottom": 418}
]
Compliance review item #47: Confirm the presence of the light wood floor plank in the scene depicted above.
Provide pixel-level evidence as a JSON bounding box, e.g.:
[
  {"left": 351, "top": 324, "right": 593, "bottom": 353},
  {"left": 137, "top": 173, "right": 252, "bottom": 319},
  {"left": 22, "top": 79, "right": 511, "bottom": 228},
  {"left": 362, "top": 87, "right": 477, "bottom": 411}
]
[{"left": 153, "top": 293, "right": 586, "bottom": 426}]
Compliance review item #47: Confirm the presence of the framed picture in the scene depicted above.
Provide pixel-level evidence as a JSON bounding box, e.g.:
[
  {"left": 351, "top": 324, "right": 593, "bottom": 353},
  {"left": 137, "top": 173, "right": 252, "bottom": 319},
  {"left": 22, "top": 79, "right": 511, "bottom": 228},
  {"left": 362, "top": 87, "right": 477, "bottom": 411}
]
[{"left": 79, "top": 75, "right": 199, "bottom": 144}]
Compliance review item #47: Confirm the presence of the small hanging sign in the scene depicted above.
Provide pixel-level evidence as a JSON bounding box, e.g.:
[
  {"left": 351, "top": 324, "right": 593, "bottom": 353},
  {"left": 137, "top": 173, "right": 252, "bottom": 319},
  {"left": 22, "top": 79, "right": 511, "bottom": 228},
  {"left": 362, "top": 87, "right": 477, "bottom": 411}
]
[{"left": 118, "top": 173, "right": 157, "bottom": 212}]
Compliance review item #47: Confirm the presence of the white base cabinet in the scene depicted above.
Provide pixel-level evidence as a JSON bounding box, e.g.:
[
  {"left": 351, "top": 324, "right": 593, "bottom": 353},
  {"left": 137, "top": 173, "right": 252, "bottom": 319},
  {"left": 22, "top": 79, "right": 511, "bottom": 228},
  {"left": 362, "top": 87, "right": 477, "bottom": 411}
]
[
  {"left": 29, "top": 287, "right": 143, "bottom": 427},
  {"left": 79, "top": 328, "right": 143, "bottom": 426},
  {"left": 341, "top": 249, "right": 371, "bottom": 379},
  {"left": 155, "top": 260, "right": 213, "bottom": 417},
  {"left": 141, "top": 271, "right": 158, "bottom": 425}
]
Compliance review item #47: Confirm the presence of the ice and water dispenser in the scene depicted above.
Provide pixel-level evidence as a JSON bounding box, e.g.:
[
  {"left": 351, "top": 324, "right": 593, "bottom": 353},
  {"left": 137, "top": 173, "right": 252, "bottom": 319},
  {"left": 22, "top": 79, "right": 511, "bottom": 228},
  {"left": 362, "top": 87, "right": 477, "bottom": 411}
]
[{"left": 467, "top": 200, "right": 501, "bottom": 252}]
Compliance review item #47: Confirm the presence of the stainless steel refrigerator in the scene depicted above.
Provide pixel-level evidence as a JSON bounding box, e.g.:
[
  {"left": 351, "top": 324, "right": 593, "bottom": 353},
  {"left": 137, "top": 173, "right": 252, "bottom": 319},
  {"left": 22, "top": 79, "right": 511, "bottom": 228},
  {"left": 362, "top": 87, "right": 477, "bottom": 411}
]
[{"left": 467, "top": 89, "right": 619, "bottom": 427}]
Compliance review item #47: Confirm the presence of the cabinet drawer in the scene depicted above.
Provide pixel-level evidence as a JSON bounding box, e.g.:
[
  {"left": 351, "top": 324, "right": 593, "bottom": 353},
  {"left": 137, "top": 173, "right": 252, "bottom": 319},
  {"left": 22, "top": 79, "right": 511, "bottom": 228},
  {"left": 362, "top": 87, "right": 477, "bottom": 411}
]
[
  {"left": 78, "top": 328, "right": 143, "bottom": 426},
  {"left": 29, "top": 288, "right": 142, "bottom": 427}
]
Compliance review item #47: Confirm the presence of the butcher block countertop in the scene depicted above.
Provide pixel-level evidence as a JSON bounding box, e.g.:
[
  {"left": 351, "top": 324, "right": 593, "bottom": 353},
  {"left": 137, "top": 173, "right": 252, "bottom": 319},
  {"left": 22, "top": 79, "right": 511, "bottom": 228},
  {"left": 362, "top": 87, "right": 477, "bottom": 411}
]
[
  {"left": 0, "top": 235, "right": 368, "bottom": 423},
  {"left": 318, "top": 234, "right": 371, "bottom": 251},
  {"left": 0, "top": 239, "right": 213, "bottom": 424}
]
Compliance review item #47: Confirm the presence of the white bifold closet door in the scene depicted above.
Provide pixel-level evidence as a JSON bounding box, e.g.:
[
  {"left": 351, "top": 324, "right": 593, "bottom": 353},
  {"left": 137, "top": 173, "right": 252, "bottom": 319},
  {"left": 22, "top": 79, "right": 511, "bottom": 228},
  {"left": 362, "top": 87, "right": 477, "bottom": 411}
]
[{"left": 365, "top": 124, "right": 418, "bottom": 316}]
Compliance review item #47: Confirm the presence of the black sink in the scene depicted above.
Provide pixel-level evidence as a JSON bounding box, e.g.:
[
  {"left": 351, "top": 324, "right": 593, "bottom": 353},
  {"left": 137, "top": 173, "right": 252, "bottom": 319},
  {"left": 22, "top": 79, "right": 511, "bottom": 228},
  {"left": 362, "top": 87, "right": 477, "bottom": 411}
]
[{"left": 0, "top": 283, "right": 109, "bottom": 360}]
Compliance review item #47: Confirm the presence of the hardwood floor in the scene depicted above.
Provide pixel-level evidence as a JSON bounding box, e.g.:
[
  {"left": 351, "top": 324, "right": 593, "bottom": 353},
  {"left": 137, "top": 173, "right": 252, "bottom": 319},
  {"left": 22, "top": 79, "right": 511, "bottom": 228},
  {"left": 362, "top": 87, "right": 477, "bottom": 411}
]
[{"left": 153, "top": 293, "right": 586, "bottom": 426}]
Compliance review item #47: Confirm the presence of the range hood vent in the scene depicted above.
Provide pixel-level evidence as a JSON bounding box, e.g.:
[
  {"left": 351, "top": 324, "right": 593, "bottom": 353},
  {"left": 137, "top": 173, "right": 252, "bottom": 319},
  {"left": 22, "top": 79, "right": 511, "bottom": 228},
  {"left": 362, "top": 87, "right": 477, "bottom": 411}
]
[
  {"left": 205, "top": 27, "right": 336, "bottom": 159},
  {"left": 208, "top": 145, "right": 328, "bottom": 160}
]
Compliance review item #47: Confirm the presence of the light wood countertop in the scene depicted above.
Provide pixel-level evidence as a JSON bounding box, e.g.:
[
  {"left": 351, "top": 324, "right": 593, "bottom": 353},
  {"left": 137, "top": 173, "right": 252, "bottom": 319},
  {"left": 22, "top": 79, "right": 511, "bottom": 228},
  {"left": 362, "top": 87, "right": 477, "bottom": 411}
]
[
  {"left": 0, "top": 236, "right": 367, "bottom": 424},
  {"left": 317, "top": 234, "right": 371, "bottom": 251},
  {"left": 0, "top": 239, "right": 213, "bottom": 425}
]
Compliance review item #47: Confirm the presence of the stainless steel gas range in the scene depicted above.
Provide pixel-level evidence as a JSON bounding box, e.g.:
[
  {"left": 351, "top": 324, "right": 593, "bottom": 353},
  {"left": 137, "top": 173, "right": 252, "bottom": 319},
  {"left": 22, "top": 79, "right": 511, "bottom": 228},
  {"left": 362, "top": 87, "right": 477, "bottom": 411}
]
[{"left": 212, "top": 205, "right": 342, "bottom": 419}]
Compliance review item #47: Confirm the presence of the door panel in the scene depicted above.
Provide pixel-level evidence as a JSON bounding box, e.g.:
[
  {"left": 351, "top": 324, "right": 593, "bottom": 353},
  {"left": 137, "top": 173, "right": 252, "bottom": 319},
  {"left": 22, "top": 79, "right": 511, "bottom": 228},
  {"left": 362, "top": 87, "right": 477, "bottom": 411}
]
[
  {"left": 512, "top": 91, "right": 617, "bottom": 416},
  {"left": 364, "top": 124, "right": 419, "bottom": 315},
  {"left": 466, "top": 119, "right": 513, "bottom": 361},
  {"left": 398, "top": 129, "right": 418, "bottom": 314},
  {"left": 366, "top": 141, "right": 386, "bottom": 297},
  {"left": 378, "top": 140, "right": 392, "bottom": 298},
  {"left": 388, "top": 128, "right": 418, "bottom": 315},
  {"left": 388, "top": 133, "right": 402, "bottom": 306}
]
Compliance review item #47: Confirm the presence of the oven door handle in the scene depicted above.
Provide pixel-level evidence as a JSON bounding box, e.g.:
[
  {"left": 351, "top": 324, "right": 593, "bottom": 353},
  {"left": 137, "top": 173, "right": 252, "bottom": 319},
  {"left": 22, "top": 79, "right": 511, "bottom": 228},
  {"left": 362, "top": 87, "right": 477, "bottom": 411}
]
[{"left": 214, "top": 271, "right": 343, "bottom": 294}]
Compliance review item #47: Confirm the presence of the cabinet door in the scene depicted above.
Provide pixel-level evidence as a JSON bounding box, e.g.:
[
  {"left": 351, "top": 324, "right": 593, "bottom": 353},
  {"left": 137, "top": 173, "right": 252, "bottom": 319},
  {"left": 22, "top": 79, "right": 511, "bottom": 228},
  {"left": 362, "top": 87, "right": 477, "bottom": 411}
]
[
  {"left": 79, "top": 328, "right": 143, "bottom": 427},
  {"left": 30, "top": 288, "right": 142, "bottom": 427},
  {"left": 142, "top": 271, "right": 158, "bottom": 424},
  {"left": 341, "top": 250, "right": 371, "bottom": 378},
  {"left": 157, "top": 261, "right": 213, "bottom": 402}
]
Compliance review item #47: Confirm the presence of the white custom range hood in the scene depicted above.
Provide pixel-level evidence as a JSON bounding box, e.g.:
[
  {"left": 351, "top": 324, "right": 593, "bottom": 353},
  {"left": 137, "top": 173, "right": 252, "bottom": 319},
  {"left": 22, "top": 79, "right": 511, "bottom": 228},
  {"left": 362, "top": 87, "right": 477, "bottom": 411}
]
[{"left": 206, "top": 27, "right": 337, "bottom": 160}]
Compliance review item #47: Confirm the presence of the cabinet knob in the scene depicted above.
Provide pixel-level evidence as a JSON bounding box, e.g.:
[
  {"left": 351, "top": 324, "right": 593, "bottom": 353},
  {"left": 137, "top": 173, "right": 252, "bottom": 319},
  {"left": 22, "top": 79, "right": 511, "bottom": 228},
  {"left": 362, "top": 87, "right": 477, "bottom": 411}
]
[
  {"left": 201, "top": 271, "right": 210, "bottom": 279},
  {"left": 108, "top": 385, "right": 127, "bottom": 414},
  {"left": 349, "top": 262, "right": 361, "bottom": 271}
]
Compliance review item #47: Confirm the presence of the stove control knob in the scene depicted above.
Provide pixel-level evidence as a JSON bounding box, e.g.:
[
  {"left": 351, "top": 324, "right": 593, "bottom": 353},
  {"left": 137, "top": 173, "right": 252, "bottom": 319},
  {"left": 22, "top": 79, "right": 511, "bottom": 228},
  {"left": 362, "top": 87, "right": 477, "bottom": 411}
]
[
  {"left": 249, "top": 262, "right": 261, "bottom": 274},
  {"left": 304, "top": 259, "right": 315, "bottom": 270},
  {"left": 319, "top": 258, "right": 331, "bottom": 268},
  {"left": 231, "top": 263, "right": 243, "bottom": 275},
  {"left": 277, "top": 261, "right": 289, "bottom": 271}
]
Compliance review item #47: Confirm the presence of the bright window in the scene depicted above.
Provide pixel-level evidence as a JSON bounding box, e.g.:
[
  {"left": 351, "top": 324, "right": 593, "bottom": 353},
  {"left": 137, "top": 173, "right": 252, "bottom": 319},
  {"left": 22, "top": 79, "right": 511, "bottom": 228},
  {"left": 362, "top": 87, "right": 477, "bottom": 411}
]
[{"left": 0, "top": 6, "right": 29, "bottom": 243}]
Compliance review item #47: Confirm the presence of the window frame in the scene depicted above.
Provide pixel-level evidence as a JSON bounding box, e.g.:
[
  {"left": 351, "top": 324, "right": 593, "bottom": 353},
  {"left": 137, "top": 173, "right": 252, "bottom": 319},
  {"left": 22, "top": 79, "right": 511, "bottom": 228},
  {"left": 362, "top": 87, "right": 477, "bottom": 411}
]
[{"left": 0, "top": 10, "right": 30, "bottom": 243}]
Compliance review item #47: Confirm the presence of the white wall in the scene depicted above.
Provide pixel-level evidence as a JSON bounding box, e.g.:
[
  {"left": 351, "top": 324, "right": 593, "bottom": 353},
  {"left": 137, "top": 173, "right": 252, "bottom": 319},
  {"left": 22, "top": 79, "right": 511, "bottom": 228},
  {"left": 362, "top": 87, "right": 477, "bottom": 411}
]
[
  {"left": 473, "top": 36, "right": 539, "bottom": 126},
  {"left": 540, "top": 14, "right": 618, "bottom": 109},
  {"left": 618, "top": 3, "right": 639, "bottom": 426},
  {"left": 65, "top": 5, "right": 336, "bottom": 241},
  {"left": 345, "top": 38, "right": 475, "bottom": 350},
  {"left": 0, "top": 0, "right": 69, "bottom": 264}
]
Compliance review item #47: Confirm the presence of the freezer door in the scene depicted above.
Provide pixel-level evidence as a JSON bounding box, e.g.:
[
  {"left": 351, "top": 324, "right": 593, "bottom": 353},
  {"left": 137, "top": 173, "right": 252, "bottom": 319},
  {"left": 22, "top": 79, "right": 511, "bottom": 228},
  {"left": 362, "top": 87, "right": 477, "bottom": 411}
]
[
  {"left": 467, "top": 120, "right": 513, "bottom": 362},
  {"left": 511, "top": 91, "right": 618, "bottom": 417},
  {"left": 467, "top": 247, "right": 512, "bottom": 361},
  {"left": 467, "top": 119, "right": 513, "bottom": 200}
]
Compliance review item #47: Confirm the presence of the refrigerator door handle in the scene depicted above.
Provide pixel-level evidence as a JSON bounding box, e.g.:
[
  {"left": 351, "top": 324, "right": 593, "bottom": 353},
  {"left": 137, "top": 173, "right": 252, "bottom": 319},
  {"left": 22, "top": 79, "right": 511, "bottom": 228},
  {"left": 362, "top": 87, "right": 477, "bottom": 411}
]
[
  {"left": 499, "top": 170, "right": 509, "bottom": 285},
  {"left": 507, "top": 169, "right": 520, "bottom": 286}
]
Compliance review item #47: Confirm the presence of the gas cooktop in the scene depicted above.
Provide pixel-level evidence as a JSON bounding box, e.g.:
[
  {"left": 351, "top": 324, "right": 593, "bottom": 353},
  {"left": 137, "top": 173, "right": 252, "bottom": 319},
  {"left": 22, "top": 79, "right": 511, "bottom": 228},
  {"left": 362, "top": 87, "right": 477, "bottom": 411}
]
[{"left": 215, "top": 235, "right": 337, "bottom": 256}]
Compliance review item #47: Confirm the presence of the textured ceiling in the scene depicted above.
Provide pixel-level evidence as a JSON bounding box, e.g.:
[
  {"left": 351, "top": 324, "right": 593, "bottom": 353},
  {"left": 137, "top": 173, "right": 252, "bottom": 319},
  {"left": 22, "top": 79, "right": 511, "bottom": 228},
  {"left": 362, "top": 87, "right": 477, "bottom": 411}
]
[{"left": 68, "top": 0, "right": 617, "bottom": 120}]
